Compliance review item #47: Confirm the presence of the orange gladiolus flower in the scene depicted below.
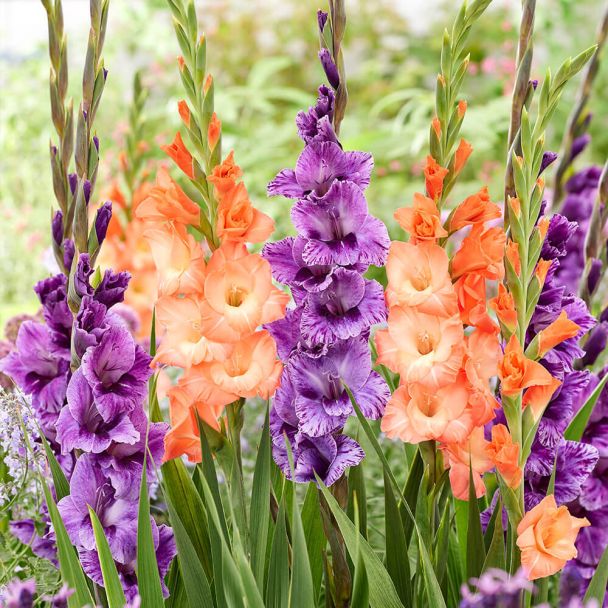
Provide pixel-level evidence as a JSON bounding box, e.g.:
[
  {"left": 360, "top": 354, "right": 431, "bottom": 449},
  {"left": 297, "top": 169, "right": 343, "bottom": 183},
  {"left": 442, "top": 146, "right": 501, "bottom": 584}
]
[
  {"left": 208, "top": 150, "right": 243, "bottom": 196},
  {"left": 449, "top": 187, "right": 501, "bottom": 232},
  {"left": 375, "top": 306, "right": 464, "bottom": 388},
  {"left": 136, "top": 167, "right": 200, "bottom": 227},
  {"left": 537, "top": 311, "right": 581, "bottom": 358},
  {"left": 508, "top": 196, "right": 521, "bottom": 219},
  {"left": 153, "top": 294, "right": 232, "bottom": 368},
  {"left": 161, "top": 132, "right": 194, "bottom": 179},
  {"left": 486, "top": 424, "right": 522, "bottom": 489},
  {"left": 394, "top": 193, "right": 447, "bottom": 243},
  {"left": 443, "top": 427, "right": 494, "bottom": 500},
  {"left": 499, "top": 335, "right": 561, "bottom": 420},
  {"left": 506, "top": 240, "right": 521, "bottom": 276},
  {"left": 517, "top": 495, "right": 590, "bottom": 580},
  {"left": 454, "top": 273, "right": 497, "bottom": 332},
  {"left": 451, "top": 224, "right": 506, "bottom": 281},
  {"left": 454, "top": 138, "right": 473, "bottom": 174},
  {"left": 144, "top": 224, "right": 206, "bottom": 296},
  {"left": 208, "top": 112, "right": 221, "bottom": 150},
  {"left": 201, "top": 243, "right": 289, "bottom": 342},
  {"left": 178, "top": 100, "right": 191, "bottom": 127},
  {"left": 535, "top": 259, "right": 552, "bottom": 287},
  {"left": 381, "top": 381, "right": 473, "bottom": 444},
  {"left": 538, "top": 216, "right": 550, "bottom": 239},
  {"left": 216, "top": 181, "right": 274, "bottom": 244},
  {"left": 431, "top": 117, "right": 442, "bottom": 138},
  {"left": 424, "top": 155, "right": 449, "bottom": 200},
  {"left": 385, "top": 241, "right": 457, "bottom": 317},
  {"left": 489, "top": 283, "right": 517, "bottom": 333}
]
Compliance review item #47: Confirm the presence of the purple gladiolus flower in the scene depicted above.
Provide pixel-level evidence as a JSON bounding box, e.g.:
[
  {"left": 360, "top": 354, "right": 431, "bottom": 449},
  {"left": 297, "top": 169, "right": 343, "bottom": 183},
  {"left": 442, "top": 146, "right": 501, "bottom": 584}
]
[
  {"left": 63, "top": 238, "right": 75, "bottom": 270},
  {"left": 296, "top": 85, "right": 337, "bottom": 144},
  {"left": 72, "top": 296, "right": 109, "bottom": 358},
  {"left": 317, "top": 9, "right": 328, "bottom": 33},
  {"left": 94, "top": 269, "right": 130, "bottom": 308},
  {"left": 44, "top": 585, "right": 74, "bottom": 608},
  {"left": 1, "top": 578, "right": 36, "bottom": 608},
  {"left": 80, "top": 324, "right": 152, "bottom": 421},
  {"left": 94, "top": 201, "right": 113, "bottom": 245},
  {"left": 460, "top": 568, "right": 534, "bottom": 608},
  {"left": 75, "top": 253, "right": 94, "bottom": 298},
  {"left": 10, "top": 517, "right": 57, "bottom": 566},
  {"left": 581, "top": 322, "right": 608, "bottom": 367}
]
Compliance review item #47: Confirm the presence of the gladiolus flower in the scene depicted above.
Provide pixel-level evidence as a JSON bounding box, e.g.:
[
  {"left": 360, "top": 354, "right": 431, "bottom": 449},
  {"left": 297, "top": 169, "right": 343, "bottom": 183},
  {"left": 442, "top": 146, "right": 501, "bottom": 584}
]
[
  {"left": 431, "top": 117, "right": 441, "bottom": 138},
  {"left": 534, "top": 259, "right": 552, "bottom": 287},
  {"left": 516, "top": 495, "right": 590, "bottom": 580},
  {"left": 161, "top": 132, "right": 194, "bottom": 179},
  {"left": 208, "top": 151, "right": 243, "bottom": 196},
  {"left": 538, "top": 216, "right": 550, "bottom": 239},
  {"left": 385, "top": 241, "right": 457, "bottom": 317},
  {"left": 178, "top": 100, "right": 190, "bottom": 126},
  {"left": 208, "top": 112, "right": 221, "bottom": 151},
  {"left": 451, "top": 224, "right": 506, "bottom": 280},
  {"left": 144, "top": 225, "right": 206, "bottom": 296},
  {"left": 201, "top": 243, "right": 289, "bottom": 342},
  {"left": 454, "top": 138, "right": 473, "bottom": 174},
  {"left": 489, "top": 283, "right": 517, "bottom": 333},
  {"left": 443, "top": 427, "right": 493, "bottom": 500},
  {"left": 454, "top": 273, "right": 497, "bottom": 332},
  {"left": 449, "top": 187, "right": 501, "bottom": 232},
  {"left": 375, "top": 306, "right": 464, "bottom": 388},
  {"left": 163, "top": 402, "right": 202, "bottom": 463},
  {"left": 457, "top": 100, "right": 467, "bottom": 118},
  {"left": 423, "top": 155, "right": 448, "bottom": 200},
  {"left": 505, "top": 240, "right": 521, "bottom": 276},
  {"left": 508, "top": 196, "right": 521, "bottom": 219},
  {"left": 204, "top": 74, "right": 213, "bottom": 94},
  {"left": 216, "top": 181, "right": 274, "bottom": 244},
  {"left": 394, "top": 193, "right": 447, "bottom": 243},
  {"left": 498, "top": 335, "right": 561, "bottom": 420},
  {"left": 536, "top": 310, "right": 581, "bottom": 358},
  {"left": 486, "top": 424, "right": 522, "bottom": 488},
  {"left": 136, "top": 167, "right": 200, "bottom": 227},
  {"left": 381, "top": 381, "right": 473, "bottom": 444}
]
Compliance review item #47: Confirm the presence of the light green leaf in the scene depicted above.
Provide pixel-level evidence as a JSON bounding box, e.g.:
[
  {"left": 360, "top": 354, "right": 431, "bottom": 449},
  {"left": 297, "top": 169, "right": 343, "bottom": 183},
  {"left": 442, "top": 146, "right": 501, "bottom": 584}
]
[
  {"left": 39, "top": 432, "right": 70, "bottom": 500},
  {"left": 301, "top": 483, "right": 325, "bottom": 602},
  {"left": 466, "top": 465, "right": 486, "bottom": 579},
  {"left": 565, "top": 374, "right": 608, "bottom": 441},
  {"left": 266, "top": 497, "right": 290, "bottom": 608},
  {"left": 583, "top": 541, "right": 608, "bottom": 605}
]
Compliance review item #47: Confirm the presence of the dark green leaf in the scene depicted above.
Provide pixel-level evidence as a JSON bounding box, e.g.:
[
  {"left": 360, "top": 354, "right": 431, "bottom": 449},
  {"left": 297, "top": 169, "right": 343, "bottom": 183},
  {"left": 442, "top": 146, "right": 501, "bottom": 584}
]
[
  {"left": 348, "top": 461, "right": 367, "bottom": 539},
  {"left": 39, "top": 433, "right": 70, "bottom": 500},
  {"left": 565, "top": 374, "right": 608, "bottom": 441},
  {"left": 466, "top": 465, "right": 486, "bottom": 579},
  {"left": 289, "top": 482, "right": 315, "bottom": 607},
  {"left": 301, "top": 483, "right": 325, "bottom": 602},
  {"left": 266, "top": 497, "right": 290, "bottom": 608},
  {"left": 482, "top": 499, "right": 505, "bottom": 572},
  {"left": 583, "top": 541, "right": 608, "bottom": 604}
]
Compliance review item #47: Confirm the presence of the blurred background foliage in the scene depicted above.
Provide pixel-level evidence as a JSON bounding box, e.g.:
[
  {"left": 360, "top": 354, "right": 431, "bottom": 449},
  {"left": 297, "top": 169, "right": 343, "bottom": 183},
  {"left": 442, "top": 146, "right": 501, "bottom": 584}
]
[{"left": 1, "top": 0, "right": 607, "bottom": 327}]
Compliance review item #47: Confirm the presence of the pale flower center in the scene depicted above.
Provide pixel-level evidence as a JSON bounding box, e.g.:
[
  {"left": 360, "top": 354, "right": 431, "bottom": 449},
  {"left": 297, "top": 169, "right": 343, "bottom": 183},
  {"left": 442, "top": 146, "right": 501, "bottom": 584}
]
[
  {"left": 411, "top": 267, "right": 431, "bottom": 292},
  {"left": 417, "top": 331, "right": 435, "bottom": 355},
  {"left": 226, "top": 285, "right": 247, "bottom": 307}
]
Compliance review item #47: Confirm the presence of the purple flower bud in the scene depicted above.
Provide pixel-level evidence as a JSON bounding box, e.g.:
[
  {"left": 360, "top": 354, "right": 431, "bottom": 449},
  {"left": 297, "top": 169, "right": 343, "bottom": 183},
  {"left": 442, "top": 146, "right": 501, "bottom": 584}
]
[
  {"left": 581, "top": 321, "right": 608, "bottom": 367},
  {"left": 530, "top": 79, "right": 538, "bottom": 90},
  {"left": 83, "top": 180, "right": 92, "bottom": 205},
  {"left": 94, "top": 201, "right": 112, "bottom": 246},
  {"left": 82, "top": 109, "right": 88, "bottom": 121},
  {"left": 587, "top": 258, "right": 602, "bottom": 295},
  {"left": 600, "top": 305, "right": 608, "bottom": 324},
  {"left": 582, "top": 112, "right": 593, "bottom": 130},
  {"left": 571, "top": 134, "right": 591, "bottom": 161},
  {"left": 102, "top": 68, "right": 108, "bottom": 81},
  {"left": 318, "top": 48, "right": 340, "bottom": 90},
  {"left": 93, "top": 135, "right": 100, "bottom": 152},
  {"left": 63, "top": 239, "right": 75, "bottom": 270},
  {"left": 538, "top": 151, "right": 558, "bottom": 176},
  {"left": 68, "top": 173, "right": 78, "bottom": 195},
  {"left": 51, "top": 145, "right": 58, "bottom": 157},
  {"left": 317, "top": 10, "right": 328, "bottom": 33},
  {"left": 52, "top": 210, "right": 64, "bottom": 247},
  {"left": 75, "top": 253, "right": 94, "bottom": 298}
]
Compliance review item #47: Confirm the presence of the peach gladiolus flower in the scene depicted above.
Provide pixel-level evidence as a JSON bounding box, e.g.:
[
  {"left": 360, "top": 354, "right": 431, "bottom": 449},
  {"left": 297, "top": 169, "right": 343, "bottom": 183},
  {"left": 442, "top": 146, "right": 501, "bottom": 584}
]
[
  {"left": 153, "top": 294, "right": 232, "bottom": 368},
  {"left": 486, "top": 424, "right": 522, "bottom": 488},
  {"left": 216, "top": 181, "right": 274, "bottom": 244},
  {"left": 423, "top": 155, "right": 448, "bottom": 200},
  {"left": 499, "top": 335, "right": 561, "bottom": 420},
  {"left": 449, "top": 187, "right": 501, "bottom": 232},
  {"left": 182, "top": 331, "right": 283, "bottom": 408},
  {"left": 535, "top": 259, "right": 552, "bottom": 287},
  {"left": 385, "top": 241, "right": 457, "bottom": 317},
  {"left": 454, "top": 138, "right": 473, "bottom": 174},
  {"left": 517, "top": 495, "right": 590, "bottom": 580},
  {"left": 208, "top": 112, "right": 221, "bottom": 150},
  {"left": 489, "top": 283, "right": 517, "bottom": 333},
  {"left": 454, "top": 273, "right": 497, "bottom": 332},
  {"left": 136, "top": 168, "right": 200, "bottom": 227},
  {"left": 375, "top": 307, "right": 464, "bottom": 388},
  {"left": 161, "top": 132, "right": 194, "bottom": 179},
  {"left": 451, "top": 224, "right": 506, "bottom": 280},
  {"left": 201, "top": 243, "right": 289, "bottom": 342},
  {"left": 381, "top": 381, "right": 473, "bottom": 444},
  {"left": 394, "top": 193, "right": 448, "bottom": 243},
  {"left": 443, "top": 426, "right": 493, "bottom": 499},
  {"left": 208, "top": 151, "right": 243, "bottom": 196},
  {"left": 145, "top": 224, "right": 206, "bottom": 296},
  {"left": 537, "top": 311, "right": 580, "bottom": 358}
]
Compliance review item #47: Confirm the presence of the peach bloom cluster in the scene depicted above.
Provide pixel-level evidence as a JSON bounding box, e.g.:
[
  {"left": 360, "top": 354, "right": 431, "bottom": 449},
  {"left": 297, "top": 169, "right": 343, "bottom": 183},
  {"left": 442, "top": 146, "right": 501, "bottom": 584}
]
[
  {"left": 139, "top": 118, "right": 288, "bottom": 463},
  {"left": 97, "top": 181, "right": 157, "bottom": 339},
  {"left": 377, "top": 154, "right": 517, "bottom": 500}
]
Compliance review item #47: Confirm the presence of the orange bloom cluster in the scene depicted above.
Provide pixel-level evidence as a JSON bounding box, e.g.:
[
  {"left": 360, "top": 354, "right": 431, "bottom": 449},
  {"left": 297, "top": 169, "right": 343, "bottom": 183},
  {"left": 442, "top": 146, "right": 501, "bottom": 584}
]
[
  {"left": 141, "top": 125, "right": 288, "bottom": 463},
  {"left": 98, "top": 181, "right": 157, "bottom": 339},
  {"left": 378, "top": 154, "right": 517, "bottom": 499}
]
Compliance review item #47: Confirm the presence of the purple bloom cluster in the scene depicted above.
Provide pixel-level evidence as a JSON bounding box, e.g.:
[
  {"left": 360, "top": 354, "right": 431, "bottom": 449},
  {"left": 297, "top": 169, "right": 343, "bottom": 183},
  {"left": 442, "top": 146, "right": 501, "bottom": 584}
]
[
  {"left": 263, "top": 26, "right": 390, "bottom": 486},
  {"left": 0, "top": 225, "right": 175, "bottom": 598},
  {"left": 459, "top": 568, "right": 534, "bottom": 608}
]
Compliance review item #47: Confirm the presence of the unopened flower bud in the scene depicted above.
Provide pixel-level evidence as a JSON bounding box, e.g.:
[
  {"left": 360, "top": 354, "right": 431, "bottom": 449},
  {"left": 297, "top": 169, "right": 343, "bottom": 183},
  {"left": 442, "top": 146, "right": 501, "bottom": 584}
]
[
  {"left": 52, "top": 210, "right": 64, "bottom": 247},
  {"left": 68, "top": 173, "right": 78, "bottom": 195},
  {"left": 318, "top": 48, "right": 340, "bottom": 89},
  {"left": 538, "top": 151, "right": 557, "bottom": 176},
  {"left": 317, "top": 9, "right": 328, "bottom": 33},
  {"left": 94, "top": 201, "right": 112, "bottom": 246}
]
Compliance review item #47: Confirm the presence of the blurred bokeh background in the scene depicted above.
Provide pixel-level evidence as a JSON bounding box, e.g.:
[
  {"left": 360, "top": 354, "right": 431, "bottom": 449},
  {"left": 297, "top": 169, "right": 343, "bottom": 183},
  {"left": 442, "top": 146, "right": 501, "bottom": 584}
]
[{"left": 1, "top": 0, "right": 607, "bottom": 329}]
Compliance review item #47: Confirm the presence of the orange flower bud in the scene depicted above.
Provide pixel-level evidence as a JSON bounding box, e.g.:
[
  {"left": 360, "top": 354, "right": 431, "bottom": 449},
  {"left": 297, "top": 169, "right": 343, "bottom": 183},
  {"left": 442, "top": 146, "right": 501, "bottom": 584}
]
[
  {"left": 508, "top": 196, "right": 521, "bottom": 219},
  {"left": 486, "top": 424, "right": 522, "bottom": 489},
  {"left": 538, "top": 216, "right": 550, "bottom": 239},
  {"left": 537, "top": 310, "right": 581, "bottom": 357},
  {"left": 489, "top": 283, "right": 517, "bottom": 333},
  {"left": 431, "top": 117, "right": 442, "bottom": 138},
  {"left": 506, "top": 240, "right": 521, "bottom": 276},
  {"left": 423, "top": 155, "right": 448, "bottom": 201},
  {"left": 457, "top": 100, "right": 467, "bottom": 118},
  {"left": 161, "top": 132, "right": 194, "bottom": 179},
  {"left": 208, "top": 112, "right": 221, "bottom": 151},
  {"left": 454, "top": 139, "right": 473, "bottom": 174},
  {"left": 178, "top": 100, "right": 190, "bottom": 127},
  {"left": 204, "top": 74, "right": 213, "bottom": 94},
  {"left": 537, "top": 177, "right": 545, "bottom": 190},
  {"left": 177, "top": 55, "right": 186, "bottom": 72},
  {"left": 535, "top": 259, "right": 552, "bottom": 287}
]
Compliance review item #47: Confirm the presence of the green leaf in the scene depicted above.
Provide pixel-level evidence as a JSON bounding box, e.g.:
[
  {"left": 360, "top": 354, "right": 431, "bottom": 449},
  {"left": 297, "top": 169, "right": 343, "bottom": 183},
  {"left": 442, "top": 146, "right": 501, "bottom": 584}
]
[
  {"left": 289, "top": 481, "right": 315, "bottom": 608},
  {"left": 348, "top": 460, "right": 367, "bottom": 538},
  {"left": 166, "top": 500, "right": 214, "bottom": 608},
  {"left": 583, "top": 541, "right": 608, "bottom": 605},
  {"left": 39, "top": 432, "right": 70, "bottom": 500},
  {"left": 41, "top": 482, "right": 95, "bottom": 608},
  {"left": 250, "top": 406, "right": 272, "bottom": 588},
  {"left": 316, "top": 475, "right": 405, "bottom": 608},
  {"left": 137, "top": 452, "right": 165, "bottom": 608},
  {"left": 482, "top": 499, "right": 506, "bottom": 572},
  {"left": 565, "top": 374, "right": 608, "bottom": 441},
  {"left": 266, "top": 496, "right": 290, "bottom": 608},
  {"left": 351, "top": 498, "right": 370, "bottom": 608},
  {"left": 384, "top": 470, "right": 412, "bottom": 605},
  {"left": 466, "top": 465, "right": 486, "bottom": 579},
  {"left": 88, "top": 506, "right": 128, "bottom": 607},
  {"left": 301, "top": 483, "right": 326, "bottom": 602}
]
